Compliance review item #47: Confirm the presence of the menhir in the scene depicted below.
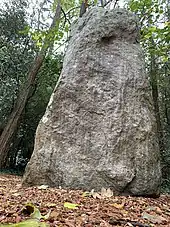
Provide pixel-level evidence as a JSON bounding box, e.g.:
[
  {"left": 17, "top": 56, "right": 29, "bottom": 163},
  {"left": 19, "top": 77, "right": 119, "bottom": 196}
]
[{"left": 23, "top": 7, "right": 161, "bottom": 197}]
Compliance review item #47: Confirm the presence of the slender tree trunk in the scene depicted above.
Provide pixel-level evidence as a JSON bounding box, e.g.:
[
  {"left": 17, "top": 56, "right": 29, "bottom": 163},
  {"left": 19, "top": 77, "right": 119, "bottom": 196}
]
[
  {"left": 150, "top": 56, "right": 164, "bottom": 152},
  {"left": 0, "top": 2, "right": 61, "bottom": 168},
  {"left": 164, "top": 89, "right": 170, "bottom": 127}
]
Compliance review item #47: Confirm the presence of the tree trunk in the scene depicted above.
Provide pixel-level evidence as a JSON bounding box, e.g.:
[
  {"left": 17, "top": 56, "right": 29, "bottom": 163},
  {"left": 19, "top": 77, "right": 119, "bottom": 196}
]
[
  {"left": 150, "top": 56, "right": 164, "bottom": 152},
  {"left": 0, "top": 2, "right": 61, "bottom": 168}
]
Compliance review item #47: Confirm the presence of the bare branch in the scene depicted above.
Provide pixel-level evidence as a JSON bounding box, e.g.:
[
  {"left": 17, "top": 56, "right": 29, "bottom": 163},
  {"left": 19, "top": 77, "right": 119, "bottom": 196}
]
[
  {"left": 61, "top": 7, "right": 71, "bottom": 26},
  {"left": 113, "top": 0, "right": 119, "bottom": 8}
]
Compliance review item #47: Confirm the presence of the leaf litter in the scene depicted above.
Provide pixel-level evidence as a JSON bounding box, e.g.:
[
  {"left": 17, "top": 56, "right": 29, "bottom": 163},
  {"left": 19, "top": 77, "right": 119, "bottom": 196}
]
[{"left": 0, "top": 174, "right": 170, "bottom": 226}]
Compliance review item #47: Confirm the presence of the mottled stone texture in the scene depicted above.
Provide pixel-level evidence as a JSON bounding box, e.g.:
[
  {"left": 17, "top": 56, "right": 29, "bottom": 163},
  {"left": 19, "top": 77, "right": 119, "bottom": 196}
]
[{"left": 23, "top": 7, "right": 161, "bottom": 196}]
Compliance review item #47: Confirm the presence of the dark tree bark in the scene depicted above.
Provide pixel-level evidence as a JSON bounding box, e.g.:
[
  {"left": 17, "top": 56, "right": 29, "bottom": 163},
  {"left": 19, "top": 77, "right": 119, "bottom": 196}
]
[
  {"left": 0, "top": 2, "right": 61, "bottom": 168},
  {"left": 150, "top": 55, "right": 164, "bottom": 152}
]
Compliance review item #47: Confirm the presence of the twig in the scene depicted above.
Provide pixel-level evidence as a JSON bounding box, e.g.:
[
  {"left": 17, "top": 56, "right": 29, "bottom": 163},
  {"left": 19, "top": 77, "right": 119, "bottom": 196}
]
[
  {"left": 104, "top": 0, "right": 114, "bottom": 7},
  {"left": 65, "top": 6, "right": 80, "bottom": 16},
  {"left": 61, "top": 7, "right": 71, "bottom": 25},
  {"left": 109, "top": 218, "right": 150, "bottom": 227},
  {"left": 113, "top": 0, "right": 119, "bottom": 8}
]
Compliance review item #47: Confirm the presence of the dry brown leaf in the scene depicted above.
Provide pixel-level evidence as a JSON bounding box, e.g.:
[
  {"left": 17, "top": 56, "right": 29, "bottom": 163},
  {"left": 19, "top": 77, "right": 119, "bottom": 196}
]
[
  {"left": 37, "top": 185, "right": 49, "bottom": 190},
  {"left": 49, "top": 210, "right": 59, "bottom": 219},
  {"left": 142, "top": 212, "right": 167, "bottom": 224},
  {"left": 45, "top": 202, "right": 57, "bottom": 208},
  {"left": 0, "top": 174, "right": 170, "bottom": 227},
  {"left": 101, "top": 188, "right": 113, "bottom": 198}
]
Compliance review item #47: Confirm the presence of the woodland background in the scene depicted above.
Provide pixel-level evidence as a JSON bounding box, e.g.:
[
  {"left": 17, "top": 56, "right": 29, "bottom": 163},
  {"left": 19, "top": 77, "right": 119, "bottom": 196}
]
[{"left": 0, "top": 0, "right": 169, "bottom": 191}]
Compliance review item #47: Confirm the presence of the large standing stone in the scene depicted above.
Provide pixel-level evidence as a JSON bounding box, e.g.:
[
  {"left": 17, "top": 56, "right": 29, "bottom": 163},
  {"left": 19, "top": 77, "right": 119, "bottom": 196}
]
[{"left": 23, "top": 7, "right": 161, "bottom": 196}]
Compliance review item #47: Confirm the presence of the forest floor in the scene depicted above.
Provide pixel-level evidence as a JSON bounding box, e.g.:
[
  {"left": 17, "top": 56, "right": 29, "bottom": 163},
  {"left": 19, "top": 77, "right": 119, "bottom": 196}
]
[{"left": 0, "top": 174, "right": 170, "bottom": 227}]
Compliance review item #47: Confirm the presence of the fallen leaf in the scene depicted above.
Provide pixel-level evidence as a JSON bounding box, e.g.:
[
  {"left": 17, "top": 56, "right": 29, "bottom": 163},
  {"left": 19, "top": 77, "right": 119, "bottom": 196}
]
[
  {"left": 92, "top": 192, "right": 102, "bottom": 199},
  {"left": 23, "top": 203, "right": 50, "bottom": 220},
  {"left": 0, "top": 219, "right": 49, "bottom": 226},
  {"left": 127, "top": 223, "right": 133, "bottom": 227},
  {"left": 142, "top": 212, "right": 167, "bottom": 224},
  {"left": 101, "top": 188, "right": 113, "bottom": 198},
  {"left": 90, "top": 189, "right": 102, "bottom": 199},
  {"left": 49, "top": 210, "right": 59, "bottom": 219},
  {"left": 146, "top": 206, "right": 157, "bottom": 211},
  {"left": 82, "top": 191, "right": 92, "bottom": 197},
  {"left": 45, "top": 202, "right": 57, "bottom": 208},
  {"left": 146, "top": 206, "right": 162, "bottom": 214},
  {"left": 112, "top": 203, "right": 124, "bottom": 209},
  {"left": 30, "top": 207, "right": 42, "bottom": 220},
  {"left": 64, "top": 202, "right": 80, "bottom": 209},
  {"left": 12, "top": 192, "right": 22, "bottom": 197},
  {"left": 37, "top": 185, "right": 49, "bottom": 190}
]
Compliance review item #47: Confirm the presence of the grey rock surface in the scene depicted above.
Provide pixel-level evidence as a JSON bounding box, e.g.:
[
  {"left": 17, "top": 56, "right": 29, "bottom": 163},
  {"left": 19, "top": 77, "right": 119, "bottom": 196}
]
[{"left": 23, "top": 7, "right": 161, "bottom": 196}]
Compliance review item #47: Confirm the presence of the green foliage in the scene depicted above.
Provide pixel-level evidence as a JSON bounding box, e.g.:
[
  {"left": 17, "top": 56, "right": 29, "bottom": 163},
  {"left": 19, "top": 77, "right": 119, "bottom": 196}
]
[
  {"left": 128, "top": 0, "right": 170, "bottom": 191},
  {"left": 28, "top": 0, "right": 79, "bottom": 49},
  {"left": 0, "top": 0, "right": 37, "bottom": 170},
  {"left": 128, "top": 0, "right": 169, "bottom": 64},
  {"left": 0, "top": 0, "right": 63, "bottom": 170},
  {"left": 0, "top": 0, "right": 36, "bottom": 125},
  {"left": 55, "top": 0, "right": 76, "bottom": 11}
]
